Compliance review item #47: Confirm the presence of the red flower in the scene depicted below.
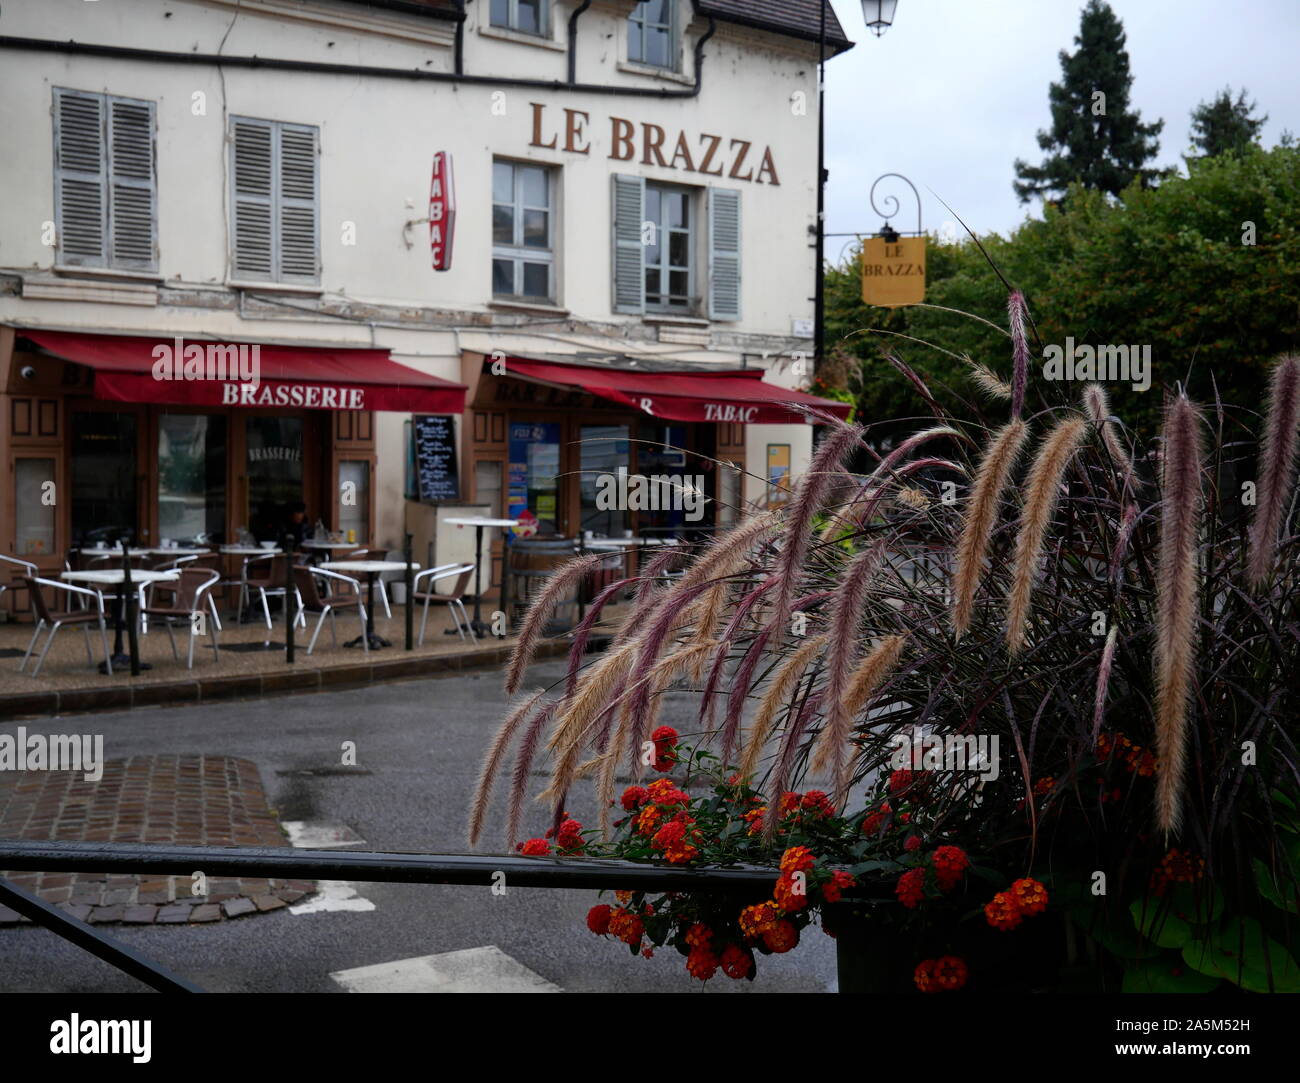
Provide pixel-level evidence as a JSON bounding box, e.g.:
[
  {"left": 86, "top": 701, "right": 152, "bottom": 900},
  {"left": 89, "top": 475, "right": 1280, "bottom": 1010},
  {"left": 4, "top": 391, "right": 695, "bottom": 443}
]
[
  {"left": 821, "top": 869, "right": 857, "bottom": 904},
  {"left": 762, "top": 919, "right": 799, "bottom": 954},
  {"left": 914, "top": 955, "right": 968, "bottom": 993},
  {"left": 895, "top": 867, "right": 926, "bottom": 909},
  {"left": 739, "top": 901, "right": 779, "bottom": 941},
  {"left": 903, "top": 835, "right": 923, "bottom": 853},
  {"left": 1009, "top": 877, "right": 1048, "bottom": 916},
  {"left": 774, "top": 871, "right": 810, "bottom": 913},
  {"left": 888, "top": 769, "right": 931, "bottom": 798},
  {"left": 652, "top": 818, "right": 699, "bottom": 865},
  {"left": 586, "top": 904, "right": 613, "bottom": 936},
  {"left": 684, "top": 922, "right": 713, "bottom": 949},
  {"left": 984, "top": 891, "right": 1023, "bottom": 931},
  {"left": 620, "top": 786, "right": 648, "bottom": 811},
  {"left": 800, "top": 791, "right": 835, "bottom": 818},
  {"left": 721, "top": 943, "right": 755, "bottom": 980},
  {"left": 861, "top": 803, "right": 892, "bottom": 836},
  {"left": 686, "top": 946, "right": 719, "bottom": 980},
  {"left": 651, "top": 726, "right": 679, "bottom": 772},
  {"left": 641, "top": 946, "right": 655, "bottom": 959},
  {"left": 556, "top": 818, "right": 585, "bottom": 855},
  {"left": 931, "top": 845, "right": 970, "bottom": 891},
  {"left": 779, "top": 846, "right": 816, "bottom": 875},
  {"left": 608, "top": 908, "right": 645, "bottom": 946},
  {"left": 519, "top": 838, "right": 550, "bottom": 856},
  {"left": 645, "top": 778, "right": 690, "bottom": 807}
]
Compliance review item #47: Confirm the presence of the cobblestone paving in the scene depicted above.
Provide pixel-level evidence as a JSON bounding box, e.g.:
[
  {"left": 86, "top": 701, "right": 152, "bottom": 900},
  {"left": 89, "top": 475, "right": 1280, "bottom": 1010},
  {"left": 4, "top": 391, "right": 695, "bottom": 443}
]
[{"left": 0, "top": 754, "right": 314, "bottom": 925}]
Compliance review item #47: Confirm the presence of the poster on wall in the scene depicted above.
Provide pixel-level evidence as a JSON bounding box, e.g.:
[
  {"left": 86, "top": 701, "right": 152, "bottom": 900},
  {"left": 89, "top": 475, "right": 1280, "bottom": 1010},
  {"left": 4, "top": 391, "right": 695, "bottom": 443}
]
[
  {"left": 507, "top": 421, "right": 561, "bottom": 535},
  {"left": 767, "top": 443, "right": 792, "bottom": 507}
]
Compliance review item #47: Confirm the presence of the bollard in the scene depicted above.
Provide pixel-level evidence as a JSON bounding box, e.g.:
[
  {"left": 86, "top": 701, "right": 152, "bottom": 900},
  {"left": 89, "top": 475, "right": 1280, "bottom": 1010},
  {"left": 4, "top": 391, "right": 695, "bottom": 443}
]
[
  {"left": 122, "top": 539, "right": 140, "bottom": 677},
  {"left": 404, "top": 532, "right": 414, "bottom": 651},
  {"left": 283, "top": 534, "right": 295, "bottom": 664}
]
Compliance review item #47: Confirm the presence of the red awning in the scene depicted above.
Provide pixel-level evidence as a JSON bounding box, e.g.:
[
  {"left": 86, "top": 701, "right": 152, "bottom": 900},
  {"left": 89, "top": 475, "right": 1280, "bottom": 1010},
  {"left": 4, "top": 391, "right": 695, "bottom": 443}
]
[
  {"left": 501, "top": 357, "right": 850, "bottom": 424},
  {"left": 22, "top": 331, "right": 466, "bottom": 414}
]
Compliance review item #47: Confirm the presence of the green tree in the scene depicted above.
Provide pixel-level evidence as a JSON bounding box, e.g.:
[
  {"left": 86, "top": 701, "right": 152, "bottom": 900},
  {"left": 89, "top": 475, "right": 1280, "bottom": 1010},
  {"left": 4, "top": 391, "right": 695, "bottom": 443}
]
[
  {"left": 1189, "top": 87, "right": 1268, "bottom": 160},
  {"left": 1014, "top": 0, "right": 1165, "bottom": 204}
]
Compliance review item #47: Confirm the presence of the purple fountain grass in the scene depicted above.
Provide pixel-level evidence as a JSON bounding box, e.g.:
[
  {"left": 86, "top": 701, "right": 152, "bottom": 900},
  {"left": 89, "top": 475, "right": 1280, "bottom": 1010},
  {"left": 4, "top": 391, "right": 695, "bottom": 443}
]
[
  {"left": 810, "top": 541, "right": 889, "bottom": 806},
  {"left": 967, "top": 358, "right": 1012, "bottom": 400},
  {"left": 1092, "top": 625, "right": 1119, "bottom": 742},
  {"left": 719, "top": 624, "right": 775, "bottom": 770},
  {"left": 764, "top": 693, "right": 823, "bottom": 839},
  {"left": 468, "top": 688, "right": 548, "bottom": 848},
  {"left": 769, "top": 423, "right": 864, "bottom": 633},
  {"left": 505, "top": 551, "right": 608, "bottom": 694},
  {"left": 1154, "top": 394, "right": 1206, "bottom": 836},
  {"left": 504, "top": 699, "right": 559, "bottom": 850},
  {"left": 564, "top": 577, "right": 637, "bottom": 700},
  {"left": 951, "top": 419, "right": 1029, "bottom": 639},
  {"left": 1006, "top": 416, "right": 1088, "bottom": 655},
  {"left": 634, "top": 544, "right": 689, "bottom": 605},
  {"left": 1247, "top": 355, "right": 1300, "bottom": 589},
  {"left": 1109, "top": 502, "right": 1140, "bottom": 586},
  {"left": 834, "top": 427, "right": 964, "bottom": 532},
  {"left": 841, "top": 634, "right": 908, "bottom": 720},
  {"left": 700, "top": 577, "right": 775, "bottom": 741},
  {"left": 737, "top": 633, "right": 827, "bottom": 783},
  {"left": 1008, "top": 291, "right": 1030, "bottom": 419}
]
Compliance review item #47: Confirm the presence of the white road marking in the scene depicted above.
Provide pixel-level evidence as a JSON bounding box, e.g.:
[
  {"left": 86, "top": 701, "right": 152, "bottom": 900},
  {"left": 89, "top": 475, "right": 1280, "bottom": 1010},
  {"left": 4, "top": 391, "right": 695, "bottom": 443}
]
[
  {"left": 282, "top": 821, "right": 374, "bottom": 914},
  {"left": 330, "top": 946, "right": 560, "bottom": 993}
]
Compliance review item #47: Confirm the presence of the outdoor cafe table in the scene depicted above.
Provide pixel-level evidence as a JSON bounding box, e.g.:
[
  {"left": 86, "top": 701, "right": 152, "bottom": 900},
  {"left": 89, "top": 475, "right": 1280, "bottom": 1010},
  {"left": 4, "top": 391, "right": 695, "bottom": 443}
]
[
  {"left": 444, "top": 517, "right": 518, "bottom": 636},
  {"left": 61, "top": 568, "right": 179, "bottom": 673},
  {"left": 298, "top": 540, "right": 358, "bottom": 566},
  {"left": 319, "top": 560, "right": 419, "bottom": 650}
]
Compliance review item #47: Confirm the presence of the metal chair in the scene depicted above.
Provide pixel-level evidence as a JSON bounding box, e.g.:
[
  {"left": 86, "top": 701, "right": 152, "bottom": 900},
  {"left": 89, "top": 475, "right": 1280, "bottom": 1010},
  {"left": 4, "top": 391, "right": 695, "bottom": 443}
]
[
  {"left": 0, "top": 554, "right": 37, "bottom": 613},
  {"left": 239, "top": 553, "right": 296, "bottom": 629},
  {"left": 20, "top": 576, "right": 113, "bottom": 678},
  {"left": 347, "top": 548, "right": 393, "bottom": 618},
  {"left": 293, "top": 565, "right": 368, "bottom": 655},
  {"left": 142, "top": 568, "right": 222, "bottom": 668},
  {"left": 412, "top": 563, "right": 476, "bottom": 646}
]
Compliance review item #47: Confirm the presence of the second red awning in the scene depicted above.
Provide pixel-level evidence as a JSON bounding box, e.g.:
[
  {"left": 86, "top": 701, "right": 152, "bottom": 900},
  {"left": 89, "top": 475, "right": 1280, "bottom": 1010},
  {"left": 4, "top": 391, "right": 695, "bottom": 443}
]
[
  {"left": 23, "top": 331, "right": 467, "bottom": 414},
  {"left": 501, "top": 357, "right": 850, "bottom": 424}
]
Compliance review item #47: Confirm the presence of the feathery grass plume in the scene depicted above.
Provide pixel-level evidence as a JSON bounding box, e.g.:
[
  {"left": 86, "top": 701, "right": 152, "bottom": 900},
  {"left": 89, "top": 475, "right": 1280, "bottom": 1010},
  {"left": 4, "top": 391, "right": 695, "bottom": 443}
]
[
  {"left": 634, "top": 544, "right": 688, "bottom": 605},
  {"left": 1247, "top": 355, "right": 1300, "bottom": 589},
  {"left": 505, "top": 552, "right": 607, "bottom": 694},
  {"left": 838, "top": 427, "right": 965, "bottom": 529},
  {"left": 1008, "top": 291, "right": 1030, "bottom": 419},
  {"left": 841, "top": 634, "right": 908, "bottom": 720},
  {"left": 1082, "top": 383, "right": 1138, "bottom": 490},
  {"left": 504, "top": 699, "right": 559, "bottom": 849},
  {"left": 630, "top": 640, "right": 718, "bottom": 754},
  {"left": 950, "top": 419, "right": 1029, "bottom": 639},
  {"left": 468, "top": 688, "right": 548, "bottom": 847},
  {"left": 1109, "top": 502, "right": 1139, "bottom": 586},
  {"left": 967, "top": 357, "right": 1013, "bottom": 400},
  {"left": 1093, "top": 625, "right": 1119, "bottom": 742},
  {"left": 764, "top": 694, "right": 822, "bottom": 839},
  {"left": 564, "top": 577, "right": 635, "bottom": 699},
  {"left": 737, "top": 634, "right": 827, "bottom": 783},
  {"left": 1005, "top": 416, "right": 1088, "bottom": 655},
  {"left": 700, "top": 577, "right": 775, "bottom": 739},
  {"left": 1154, "top": 394, "right": 1205, "bottom": 836},
  {"left": 770, "top": 423, "right": 864, "bottom": 632},
  {"left": 811, "top": 541, "right": 888, "bottom": 805}
]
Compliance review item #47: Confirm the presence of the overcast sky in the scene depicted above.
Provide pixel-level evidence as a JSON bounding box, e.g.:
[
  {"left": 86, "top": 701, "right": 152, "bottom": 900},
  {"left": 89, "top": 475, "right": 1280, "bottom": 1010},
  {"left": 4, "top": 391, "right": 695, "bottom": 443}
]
[{"left": 823, "top": 0, "right": 1300, "bottom": 265}]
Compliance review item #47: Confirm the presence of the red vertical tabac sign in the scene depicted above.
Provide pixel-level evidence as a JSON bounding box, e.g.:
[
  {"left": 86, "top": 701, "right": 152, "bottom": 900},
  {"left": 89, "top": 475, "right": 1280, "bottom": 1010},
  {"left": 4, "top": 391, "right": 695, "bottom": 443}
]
[{"left": 430, "top": 152, "right": 456, "bottom": 271}]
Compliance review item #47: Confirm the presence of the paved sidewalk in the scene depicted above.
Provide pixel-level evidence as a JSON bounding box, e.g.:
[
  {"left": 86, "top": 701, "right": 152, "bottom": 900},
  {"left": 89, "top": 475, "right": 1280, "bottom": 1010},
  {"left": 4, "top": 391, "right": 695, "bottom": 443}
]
[{"left": 0, "top": 754, "right": 313, "bottom": 925}]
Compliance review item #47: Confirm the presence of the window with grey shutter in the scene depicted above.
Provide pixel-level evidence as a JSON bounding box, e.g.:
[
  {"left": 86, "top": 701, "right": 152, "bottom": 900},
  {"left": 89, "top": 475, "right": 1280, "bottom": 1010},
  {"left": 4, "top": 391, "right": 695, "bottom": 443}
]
[
  {"left": 707, "top": 187, "right": 742, "bottom": 321},
  {"left": 53, "top": 88, "right": 157, "bottom": 271},
  {"left": 230, "top": 117, "right": 319, "bottom": 284},
  {"left": 611, "top": 173, "right": 645, "bottom": 315}
]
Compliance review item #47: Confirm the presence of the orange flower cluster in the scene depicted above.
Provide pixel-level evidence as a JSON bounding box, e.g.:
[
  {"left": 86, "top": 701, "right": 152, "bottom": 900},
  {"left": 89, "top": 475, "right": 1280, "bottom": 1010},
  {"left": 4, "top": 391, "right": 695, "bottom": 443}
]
[
  {"left": 984, "top": 877, "right": 1049, "bottom": 931},
  {"left": 1151, "top": 848, "right": 1206, "bottom": 895},
  {"left": 931, "top": 845, "right": 970, "bottom": 891},
  {"left": 739, "top": 901, "right": 781, "bottom": 940},
  {"left": 651, "top": 816, "right": 701, "bottom": 864},
  {"left": 607, "top": 907, "right": 646, "bottom": 947},
  {"left": 680, "top": 922, "right": 755, "bottom": 982},
  {"left": 1096, "top": 732, "right": 1157, "bottom": 777},
  {"left": 914, "top": 955, "right": 969, "bottom": 993}
]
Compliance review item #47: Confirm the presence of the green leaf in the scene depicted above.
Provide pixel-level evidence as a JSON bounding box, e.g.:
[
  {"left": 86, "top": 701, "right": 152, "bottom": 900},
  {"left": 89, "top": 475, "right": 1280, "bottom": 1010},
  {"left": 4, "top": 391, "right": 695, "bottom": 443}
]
[
  {"left": 1130, "top": 898, "right": 1193, "bottom": 949},
  {"left": 1122, "top": 957, "right": 1221, "bottom": 993},
  {"left": 1252, "top": 859, "right": 1300, "bottom": 915},
  {"left": 1182, "top": 918, "right": 1300, "bottom": 993}
]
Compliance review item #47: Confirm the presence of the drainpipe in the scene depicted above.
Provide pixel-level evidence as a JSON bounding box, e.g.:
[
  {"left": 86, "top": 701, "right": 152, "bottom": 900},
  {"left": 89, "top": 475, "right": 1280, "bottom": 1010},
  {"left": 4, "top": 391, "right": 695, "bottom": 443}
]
[
  {"left": 453, "top": 0, "right": 465, "bottom": 76},
  {"left": 567, "top": 0, "right": 593, "bottom": 84}
]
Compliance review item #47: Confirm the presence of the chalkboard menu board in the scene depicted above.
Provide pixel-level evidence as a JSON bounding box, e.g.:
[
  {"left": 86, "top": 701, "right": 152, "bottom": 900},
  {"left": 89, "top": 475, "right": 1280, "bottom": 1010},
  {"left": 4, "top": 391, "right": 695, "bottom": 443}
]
[{"left": 413, "top": 415, "right": 459, "bottom": 502}]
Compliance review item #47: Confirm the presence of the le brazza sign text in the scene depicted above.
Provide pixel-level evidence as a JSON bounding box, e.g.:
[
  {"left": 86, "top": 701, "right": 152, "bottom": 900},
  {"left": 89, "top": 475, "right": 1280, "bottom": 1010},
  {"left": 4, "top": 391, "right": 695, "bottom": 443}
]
[
  {"left": 430, "top": 151, "right": 456, "bottom": 271},
  {"left": 861, "top": 236, "right": 927, "bottom": 307}
]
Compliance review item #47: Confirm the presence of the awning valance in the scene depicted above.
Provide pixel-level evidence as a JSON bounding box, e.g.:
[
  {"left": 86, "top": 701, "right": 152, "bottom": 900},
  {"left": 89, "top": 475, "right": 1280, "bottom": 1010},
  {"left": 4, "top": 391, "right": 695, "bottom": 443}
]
[
  {"left": 500, "top": 357, "right": 851, "bottom": 424},
  {"left": 22, "top": 331, "right": 466, "bottom": 414}
]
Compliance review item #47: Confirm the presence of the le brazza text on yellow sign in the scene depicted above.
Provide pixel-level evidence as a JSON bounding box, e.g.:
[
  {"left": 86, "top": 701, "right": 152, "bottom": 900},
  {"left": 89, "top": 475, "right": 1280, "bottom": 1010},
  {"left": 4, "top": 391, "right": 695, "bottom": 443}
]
[{"left": 861, "top": 236, "right": 927, "bottom": 307}]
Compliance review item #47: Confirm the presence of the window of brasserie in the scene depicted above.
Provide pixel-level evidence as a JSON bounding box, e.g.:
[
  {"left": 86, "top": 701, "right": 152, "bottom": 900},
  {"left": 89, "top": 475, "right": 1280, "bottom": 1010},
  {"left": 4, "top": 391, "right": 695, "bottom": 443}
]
[
  {"left": 71, "top": 411, "right": 138, "bottom": 546},
  {"left": 579, "top": 424, "right": 630, "bottom": 536},
  {"left": 246, "top": 416, "right": 303, "bottom": 542},
  {"left": 337, "top": 460, "right": 369, "bottom": 544},
  {"left": 158, "top": 414, "right": 227, "bottom": 545},
  {"left": 14, "top": 457, "right": 57, "bottom": 558},
  {"left": 633, "top": 420, "right": 691, "bottom": 537}
]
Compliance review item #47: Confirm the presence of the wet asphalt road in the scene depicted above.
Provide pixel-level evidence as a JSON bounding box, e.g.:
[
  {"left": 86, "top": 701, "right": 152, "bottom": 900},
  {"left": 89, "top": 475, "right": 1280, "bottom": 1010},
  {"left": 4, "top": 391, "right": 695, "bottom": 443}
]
[{"left": 0, "top": 659, "right": 838, "bottom": 993}]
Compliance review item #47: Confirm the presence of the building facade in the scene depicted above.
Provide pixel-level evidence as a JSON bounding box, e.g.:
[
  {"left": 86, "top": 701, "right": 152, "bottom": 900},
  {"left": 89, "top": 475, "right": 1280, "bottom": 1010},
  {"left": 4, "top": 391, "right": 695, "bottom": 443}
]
[{"left": 0, "top": 0, "right": 852, "bottom": 610}]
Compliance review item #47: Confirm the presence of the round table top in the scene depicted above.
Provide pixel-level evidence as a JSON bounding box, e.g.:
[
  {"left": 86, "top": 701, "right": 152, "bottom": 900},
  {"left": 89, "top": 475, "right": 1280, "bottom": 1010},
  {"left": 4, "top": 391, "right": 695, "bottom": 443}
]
[
  {"left": 320, "top": 560, "right": 420, "bottom": 574},
  {"left": 63, "top": 569, "right": 180, "bottom": 584},
  {"left": 584, "top": 538, "right": 646, "bottom": 548},
  {"left": 220, "top": 546, "right": 282, "bottom": 555},
  {"left": 144, "top": 547, "right": 211, "bottom": 555},
  {"left": 77, "top": 547, "right": 152, "bottom": 557},
  {"left": 444, "top": 517, "right": 519, "bottom": 528},
  {"left": 299, "top": 540, "right": 359, "bottom": 549}
]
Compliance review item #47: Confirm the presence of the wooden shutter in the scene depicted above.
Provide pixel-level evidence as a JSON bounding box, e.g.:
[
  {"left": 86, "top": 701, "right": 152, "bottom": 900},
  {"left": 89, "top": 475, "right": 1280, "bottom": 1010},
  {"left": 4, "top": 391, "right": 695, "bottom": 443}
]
[
  {"left": 53, "top": 89, "right": 107, "bottom": 267},
  {"left": 708, "top": 187, "right": 742, "bottom": 321},
  {"left": 107, "top": 97, "right": 157, "bottom": 270},
  {"left": 277, "top": 123, "right": 319, "bottom": 283},
  {"left": 231, "top": 118, "right": 274, "bottom": 279},
  {"left": 611, "top": 173, "right": 645, "bottom": 315}
]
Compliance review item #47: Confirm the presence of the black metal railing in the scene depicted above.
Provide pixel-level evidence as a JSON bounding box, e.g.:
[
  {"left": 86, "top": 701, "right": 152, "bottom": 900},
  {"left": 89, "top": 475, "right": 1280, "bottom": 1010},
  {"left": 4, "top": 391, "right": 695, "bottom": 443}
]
[{"left": 0, "top": 839, "right": 820, "bottom": 994}]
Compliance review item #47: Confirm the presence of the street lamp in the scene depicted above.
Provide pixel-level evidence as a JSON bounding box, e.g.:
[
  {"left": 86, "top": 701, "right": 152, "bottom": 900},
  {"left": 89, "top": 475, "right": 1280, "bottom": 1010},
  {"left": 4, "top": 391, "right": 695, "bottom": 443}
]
[
  {"left": 861, "top": 0, "right": 899, "bottom": 37},
  {"left": 814, "top": 1, "right": 899, "bottom": 374}
]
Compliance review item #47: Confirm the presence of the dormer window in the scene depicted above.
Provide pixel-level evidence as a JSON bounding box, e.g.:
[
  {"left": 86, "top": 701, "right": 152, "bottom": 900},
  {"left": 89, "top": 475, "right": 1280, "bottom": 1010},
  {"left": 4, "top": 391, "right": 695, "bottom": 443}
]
[
  {"left": 490, "top": 0, "right": 546, "bottom": 37},
  {"left": 628, "top": 0, "right": 676, "bottom": 70}
]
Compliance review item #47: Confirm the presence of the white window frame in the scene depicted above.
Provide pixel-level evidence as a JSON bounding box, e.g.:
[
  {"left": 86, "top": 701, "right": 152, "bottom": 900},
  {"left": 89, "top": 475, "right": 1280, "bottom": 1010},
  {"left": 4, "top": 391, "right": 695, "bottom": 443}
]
[
  {"left": 628, "top": 0, "right": 678, "bottom": 71},
  {"left": 492, "top": 160, "right": 556, "bottom": 302},
  {"left": 644, "top": 182, "right": 695, "bottom": 315},
  {"left": 489, "top": 0, "right": 549, "bottom": 37}
]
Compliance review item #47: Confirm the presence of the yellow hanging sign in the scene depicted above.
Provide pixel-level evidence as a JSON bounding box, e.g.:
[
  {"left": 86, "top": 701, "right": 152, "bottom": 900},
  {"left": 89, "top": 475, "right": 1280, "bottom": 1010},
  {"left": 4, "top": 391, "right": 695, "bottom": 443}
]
[{"left": 860, "top": 236, "right": 927, "bottom": 308}]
